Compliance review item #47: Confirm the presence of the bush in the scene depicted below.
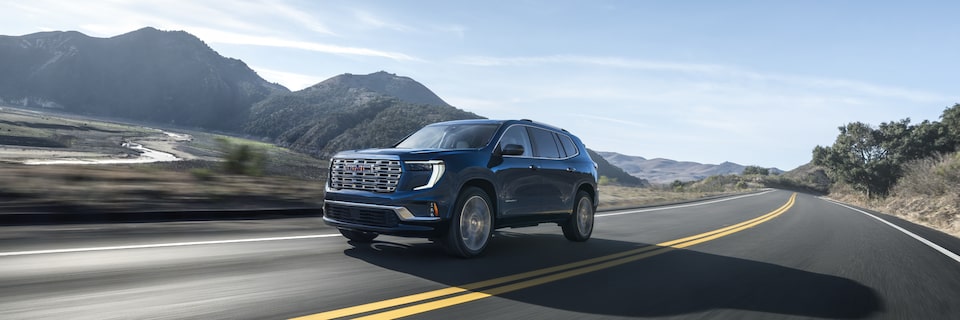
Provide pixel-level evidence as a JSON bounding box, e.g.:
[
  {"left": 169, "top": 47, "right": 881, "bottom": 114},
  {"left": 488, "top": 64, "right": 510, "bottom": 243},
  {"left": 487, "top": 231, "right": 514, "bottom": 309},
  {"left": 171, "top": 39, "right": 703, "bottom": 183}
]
[
  {"left": 894, "top": 152, "right": 960, "bottom": 197},
  {"left": 217, "top": 137, "right": 267, "bottom": 176},
  {"left": 598, "top": 175, "right": 618, "bottom": 186}
]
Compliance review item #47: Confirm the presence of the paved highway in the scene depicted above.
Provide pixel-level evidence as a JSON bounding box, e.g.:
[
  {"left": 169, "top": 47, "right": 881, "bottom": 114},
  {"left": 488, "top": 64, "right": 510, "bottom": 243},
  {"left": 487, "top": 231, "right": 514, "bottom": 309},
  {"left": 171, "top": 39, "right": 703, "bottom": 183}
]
[{"left": 2, "top": 190, "right": 960, "bottom": 319}]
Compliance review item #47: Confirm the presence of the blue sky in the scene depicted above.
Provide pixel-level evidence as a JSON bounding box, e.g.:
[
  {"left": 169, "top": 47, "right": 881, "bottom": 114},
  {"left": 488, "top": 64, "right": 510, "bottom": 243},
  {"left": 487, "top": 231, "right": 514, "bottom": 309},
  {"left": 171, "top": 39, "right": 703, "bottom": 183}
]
[{"left": 3, "top": 0, "right": 957, "bottom": 170}]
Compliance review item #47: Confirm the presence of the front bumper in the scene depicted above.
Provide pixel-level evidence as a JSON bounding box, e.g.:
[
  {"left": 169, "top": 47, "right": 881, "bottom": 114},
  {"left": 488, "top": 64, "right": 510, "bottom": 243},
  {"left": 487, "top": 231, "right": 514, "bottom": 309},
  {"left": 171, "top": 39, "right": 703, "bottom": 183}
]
[{"left": 323, "top": 199, "right": 446, "bottom": 237}]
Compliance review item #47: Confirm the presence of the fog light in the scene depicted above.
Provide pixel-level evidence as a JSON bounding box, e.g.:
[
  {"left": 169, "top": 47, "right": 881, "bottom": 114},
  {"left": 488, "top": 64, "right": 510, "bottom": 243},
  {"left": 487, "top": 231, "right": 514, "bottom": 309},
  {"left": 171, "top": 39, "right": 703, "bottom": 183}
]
[{"left": 430, "top": 202, "right": 440, "bottom": 217}]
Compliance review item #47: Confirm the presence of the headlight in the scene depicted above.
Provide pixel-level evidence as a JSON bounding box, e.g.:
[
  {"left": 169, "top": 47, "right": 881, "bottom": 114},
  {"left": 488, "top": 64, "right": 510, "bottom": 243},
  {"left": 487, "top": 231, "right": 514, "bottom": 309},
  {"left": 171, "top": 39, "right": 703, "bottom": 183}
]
[{"left": 405, "top": 160, "right": 445, "bottom": 190}]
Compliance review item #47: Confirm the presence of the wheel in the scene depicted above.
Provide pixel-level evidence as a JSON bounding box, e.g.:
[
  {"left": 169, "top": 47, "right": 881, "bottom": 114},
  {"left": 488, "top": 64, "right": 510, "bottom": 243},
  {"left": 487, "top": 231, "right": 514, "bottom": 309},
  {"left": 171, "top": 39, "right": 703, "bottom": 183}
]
[
  {"left": 562, "top": 191, "right": 594, "bottom": 242},
  {"left": 339, "top": 228, "right": 378, "bottom": 243},
  {"left": 443, "top": 187, "right": 493, "bottom": 258}
]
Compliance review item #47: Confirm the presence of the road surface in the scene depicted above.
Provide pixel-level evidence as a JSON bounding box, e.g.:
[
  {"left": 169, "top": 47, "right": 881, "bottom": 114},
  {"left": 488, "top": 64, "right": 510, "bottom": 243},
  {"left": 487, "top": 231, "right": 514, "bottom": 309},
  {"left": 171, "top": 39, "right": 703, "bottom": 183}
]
[{"left": 2, "top": 190, "right": 960, "bottom": 319}]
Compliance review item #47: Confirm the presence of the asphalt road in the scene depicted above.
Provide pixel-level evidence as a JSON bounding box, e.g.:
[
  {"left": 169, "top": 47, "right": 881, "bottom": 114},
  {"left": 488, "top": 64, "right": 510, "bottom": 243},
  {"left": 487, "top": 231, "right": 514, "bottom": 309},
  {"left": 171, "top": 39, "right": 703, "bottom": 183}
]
[{"left": 2, "top": 190, "right": 960, "bottom": 319}]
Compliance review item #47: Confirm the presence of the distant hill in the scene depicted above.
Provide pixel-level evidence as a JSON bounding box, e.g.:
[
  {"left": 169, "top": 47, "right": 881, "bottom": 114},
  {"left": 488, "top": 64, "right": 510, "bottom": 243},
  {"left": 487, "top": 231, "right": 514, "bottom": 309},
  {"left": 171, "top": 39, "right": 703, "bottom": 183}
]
[
  {"left": 0, "top": 27, "right": 287, "bottom": 131},
  {"left": 243, "top": 71, "right": 481, "bottom": 157},
  {"left": 597, "top": 151, "right": 783, "bottom": 184},
  {"left": 587, "top": 149, "right": 650, "bottom": 187}
]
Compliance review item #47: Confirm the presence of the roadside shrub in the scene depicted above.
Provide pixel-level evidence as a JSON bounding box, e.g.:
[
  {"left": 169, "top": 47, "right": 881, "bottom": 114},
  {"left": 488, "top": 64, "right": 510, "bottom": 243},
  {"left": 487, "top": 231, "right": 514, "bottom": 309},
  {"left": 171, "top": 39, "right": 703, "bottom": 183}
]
[
  {"left": 217, "top": 137, "right": 267, "bottom": 176},
  {"left": 894, "top": 152, "right": 960, "bottom": 197},
  {"left": 598, "top": 175, "right": 618, "bottom": 186},
  {"left": 736, "top": 180, "right": 748, "bottom": 189}
]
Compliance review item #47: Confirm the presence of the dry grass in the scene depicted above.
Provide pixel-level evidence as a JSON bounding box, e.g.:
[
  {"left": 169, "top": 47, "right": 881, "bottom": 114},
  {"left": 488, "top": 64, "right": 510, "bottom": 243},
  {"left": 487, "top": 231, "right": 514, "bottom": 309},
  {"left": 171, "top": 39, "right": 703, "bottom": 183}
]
[{"left": 599, "top": 185, "right": 749, "bottom": 210}]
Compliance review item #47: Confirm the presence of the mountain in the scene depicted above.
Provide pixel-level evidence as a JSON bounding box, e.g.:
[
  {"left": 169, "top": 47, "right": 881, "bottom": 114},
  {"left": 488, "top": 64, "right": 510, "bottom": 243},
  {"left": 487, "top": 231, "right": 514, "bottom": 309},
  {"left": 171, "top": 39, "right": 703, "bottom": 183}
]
[
  {"left": 0, "top": 27, "right": 287, "bottom": 131},
  {"left": 597, "top": 151, "right": 783, "bottom": 184},
  {"left": 587, "top": 149, "right": 649, "bottom": 187},
  {"left": 244, "top": 71, "right": 481, "bottom": 157},
  {"left": 315, "top": 71, "right": 450, "bottom": 107}
]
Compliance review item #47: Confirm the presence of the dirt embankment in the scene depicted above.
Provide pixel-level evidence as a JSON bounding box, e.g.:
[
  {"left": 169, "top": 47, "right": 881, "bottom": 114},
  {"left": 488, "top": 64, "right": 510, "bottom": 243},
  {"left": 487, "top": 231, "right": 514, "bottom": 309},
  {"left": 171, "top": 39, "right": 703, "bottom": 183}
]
[{"left": 830, "top": 191, "right": 960, "bottom": 238}]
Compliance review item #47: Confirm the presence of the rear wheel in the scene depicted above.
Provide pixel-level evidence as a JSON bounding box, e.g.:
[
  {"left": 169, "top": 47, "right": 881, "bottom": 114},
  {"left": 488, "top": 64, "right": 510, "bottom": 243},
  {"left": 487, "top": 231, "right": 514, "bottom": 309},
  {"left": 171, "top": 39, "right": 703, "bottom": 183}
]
[
  {"left": 443, "top": 187, "right": 493, "bottom": 258},
  {"left": 562, "top": 191, "right": 594, "bottom": 242},
  {"left": 339, "top": 228, "right": 378, "bottom": 243}
]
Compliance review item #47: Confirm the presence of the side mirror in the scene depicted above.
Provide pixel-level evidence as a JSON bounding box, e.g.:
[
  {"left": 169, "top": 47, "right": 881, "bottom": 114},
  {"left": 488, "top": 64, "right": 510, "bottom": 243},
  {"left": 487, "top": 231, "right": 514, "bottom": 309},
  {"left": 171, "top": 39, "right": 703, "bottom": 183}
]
[{"left": 501, "top": 144, "right": 525, "bottom": 156}]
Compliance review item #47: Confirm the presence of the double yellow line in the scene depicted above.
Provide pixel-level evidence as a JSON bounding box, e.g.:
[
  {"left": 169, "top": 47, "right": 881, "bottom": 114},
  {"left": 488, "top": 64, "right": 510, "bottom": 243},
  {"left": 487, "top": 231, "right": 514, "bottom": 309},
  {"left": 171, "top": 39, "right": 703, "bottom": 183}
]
[{"left": 294, "top": 193, "right": 798, "bottom": 320}]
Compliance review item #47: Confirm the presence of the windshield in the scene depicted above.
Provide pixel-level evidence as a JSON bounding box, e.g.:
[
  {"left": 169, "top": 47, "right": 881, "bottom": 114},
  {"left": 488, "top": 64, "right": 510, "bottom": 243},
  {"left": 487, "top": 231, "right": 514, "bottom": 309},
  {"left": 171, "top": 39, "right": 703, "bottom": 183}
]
[{"left": 395, "top": 123, "right": 499, "bottom": 150}]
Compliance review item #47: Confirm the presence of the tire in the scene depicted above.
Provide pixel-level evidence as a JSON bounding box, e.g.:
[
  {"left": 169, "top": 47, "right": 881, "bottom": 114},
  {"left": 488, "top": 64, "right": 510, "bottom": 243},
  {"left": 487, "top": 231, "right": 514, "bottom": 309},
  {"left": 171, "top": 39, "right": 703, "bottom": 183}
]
[
  {"left": 339, "top": 228, "right": 378, "bottom": 243},
  {"left": 562, "top": 191, "right": 594, "bottom": 242},
  {"left": 443, "top": 187, "right": 493, "bottom": 258}
]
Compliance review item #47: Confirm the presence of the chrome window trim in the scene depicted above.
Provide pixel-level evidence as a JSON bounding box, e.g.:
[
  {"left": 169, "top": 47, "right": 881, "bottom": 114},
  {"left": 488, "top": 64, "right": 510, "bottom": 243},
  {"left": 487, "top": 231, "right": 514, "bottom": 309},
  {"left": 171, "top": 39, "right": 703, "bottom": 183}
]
[{"left": 494, "top": 123, "right": 580, "bottom": 160}]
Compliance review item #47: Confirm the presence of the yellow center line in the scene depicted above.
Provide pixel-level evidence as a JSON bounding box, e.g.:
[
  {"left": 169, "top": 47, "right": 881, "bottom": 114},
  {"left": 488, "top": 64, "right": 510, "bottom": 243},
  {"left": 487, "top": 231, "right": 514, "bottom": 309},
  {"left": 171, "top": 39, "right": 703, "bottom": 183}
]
[{"left": 293, "top": 193, "right": 797, "bottom": 320}]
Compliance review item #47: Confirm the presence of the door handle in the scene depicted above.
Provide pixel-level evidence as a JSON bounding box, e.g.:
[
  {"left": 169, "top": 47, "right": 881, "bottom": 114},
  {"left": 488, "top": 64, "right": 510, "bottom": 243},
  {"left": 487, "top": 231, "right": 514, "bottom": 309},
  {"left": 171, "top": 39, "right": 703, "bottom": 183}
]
[
  {"left": 529, "top": 165, "right": 538, "bottom": 170},
  {"left": 566, "top": 168, "right": 576, "bottom": 172}
]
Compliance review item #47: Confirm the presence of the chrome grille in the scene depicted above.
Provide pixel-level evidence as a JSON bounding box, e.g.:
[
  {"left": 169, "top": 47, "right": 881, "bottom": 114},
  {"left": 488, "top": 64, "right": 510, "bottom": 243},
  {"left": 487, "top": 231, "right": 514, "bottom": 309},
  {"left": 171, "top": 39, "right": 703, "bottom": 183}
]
[{"left": 329, "top": 158, "right": 402, "bottom": 193}]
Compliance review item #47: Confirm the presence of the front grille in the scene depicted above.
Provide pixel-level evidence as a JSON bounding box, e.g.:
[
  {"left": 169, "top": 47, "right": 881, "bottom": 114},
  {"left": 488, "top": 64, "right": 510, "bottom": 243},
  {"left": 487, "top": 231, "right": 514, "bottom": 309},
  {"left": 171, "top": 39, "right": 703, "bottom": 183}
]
[
  {"left": 325, "top": 203, "right": 400, "bottom": 228},
  {"left": 329, "top": 158, "right": 402, "bottom": 193}
]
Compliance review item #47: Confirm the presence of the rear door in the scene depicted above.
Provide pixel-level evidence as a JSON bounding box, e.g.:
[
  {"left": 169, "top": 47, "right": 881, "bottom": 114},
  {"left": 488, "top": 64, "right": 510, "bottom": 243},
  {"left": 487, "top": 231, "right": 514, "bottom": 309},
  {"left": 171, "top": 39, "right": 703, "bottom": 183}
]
[{"left": 527, "top": 127, "right": 574, "bottom": 214}]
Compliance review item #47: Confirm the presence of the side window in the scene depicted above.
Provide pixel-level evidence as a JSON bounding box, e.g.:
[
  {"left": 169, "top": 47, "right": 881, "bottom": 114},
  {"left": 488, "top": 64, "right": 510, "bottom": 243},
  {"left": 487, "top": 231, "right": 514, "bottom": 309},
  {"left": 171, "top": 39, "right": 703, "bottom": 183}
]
[
  {"left": 499, "top": 125, "right": 533, "bottom": 157},
  {"left": 529, "top": 127, "right": 561, "bottom": 159},
  {"left": 558, "top": 134, "right": 578, "bottom": 158}
]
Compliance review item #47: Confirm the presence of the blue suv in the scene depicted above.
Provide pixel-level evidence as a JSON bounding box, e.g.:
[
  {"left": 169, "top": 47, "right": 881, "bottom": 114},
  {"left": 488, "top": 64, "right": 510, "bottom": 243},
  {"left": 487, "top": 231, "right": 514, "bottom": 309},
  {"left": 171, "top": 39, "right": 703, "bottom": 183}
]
[{"left": 323, "top": 119, "right": 599, "bottom": 257}]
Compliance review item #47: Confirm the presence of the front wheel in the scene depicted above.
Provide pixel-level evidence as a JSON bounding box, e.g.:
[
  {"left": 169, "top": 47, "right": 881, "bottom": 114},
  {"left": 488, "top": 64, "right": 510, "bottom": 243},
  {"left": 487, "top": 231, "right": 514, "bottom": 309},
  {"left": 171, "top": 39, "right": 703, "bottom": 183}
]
[
  {"left": 443, "top": 187, "right": 493, "bottom": 258},
  {"left": 339, "top": 228, "right": 378, "bottom": 243},
  {"left": 562, "top": 191, "right": 594, "bottom": 242}
]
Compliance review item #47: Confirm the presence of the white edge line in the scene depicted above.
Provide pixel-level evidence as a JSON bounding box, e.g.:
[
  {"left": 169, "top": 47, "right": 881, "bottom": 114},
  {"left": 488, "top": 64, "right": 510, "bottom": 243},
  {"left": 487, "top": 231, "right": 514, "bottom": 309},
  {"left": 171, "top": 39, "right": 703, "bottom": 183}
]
[
  {"left": 0, "top": 234, "right": 342, "bottom": 257},
  {"left": 821, "top": 197, "right": 960, "bottom": 264},
  {"left": 596, "top": 189, "right": 775, "bottom": 218}
]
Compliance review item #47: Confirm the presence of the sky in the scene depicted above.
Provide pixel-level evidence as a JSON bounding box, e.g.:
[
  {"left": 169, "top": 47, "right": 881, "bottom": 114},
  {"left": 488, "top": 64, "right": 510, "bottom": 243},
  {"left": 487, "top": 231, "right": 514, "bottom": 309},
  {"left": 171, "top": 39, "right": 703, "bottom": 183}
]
[{"left": 3, "top": 0, "right": 958, "bottom": 170}]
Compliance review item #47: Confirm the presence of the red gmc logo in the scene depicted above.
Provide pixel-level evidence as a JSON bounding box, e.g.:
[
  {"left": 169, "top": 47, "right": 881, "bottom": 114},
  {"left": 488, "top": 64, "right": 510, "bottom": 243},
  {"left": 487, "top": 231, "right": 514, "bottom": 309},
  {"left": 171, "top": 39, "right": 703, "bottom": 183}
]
[{"left": 346, "top": 165, "right": 368, "bottom": 172}]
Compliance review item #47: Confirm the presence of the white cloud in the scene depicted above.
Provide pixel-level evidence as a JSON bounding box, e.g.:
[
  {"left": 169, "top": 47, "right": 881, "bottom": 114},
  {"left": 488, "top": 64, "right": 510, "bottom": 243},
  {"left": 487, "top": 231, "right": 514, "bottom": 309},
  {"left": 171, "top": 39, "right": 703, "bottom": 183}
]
[
  {"left": 252, "top": 66, "right": 327, "bottom": 91},
  {"left": 260, "top": 1, "right": 338, "bottom": 36},
  {"left": 353, "top": 10, "right": 415, "bottom": 32},
  {"left": 452, "top": 54, "right": 949, "bottom": 103},
  {"left": 186, "top": 27, "right": 419, "bottom": 61}
]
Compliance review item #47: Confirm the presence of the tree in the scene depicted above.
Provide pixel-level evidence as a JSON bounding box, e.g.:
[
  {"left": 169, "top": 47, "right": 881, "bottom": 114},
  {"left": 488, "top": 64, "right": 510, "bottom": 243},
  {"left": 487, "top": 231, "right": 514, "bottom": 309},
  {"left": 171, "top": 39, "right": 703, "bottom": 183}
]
[
  {"left": 813, "top": 122, "right": 900, "bottom": 197},
  {"left": 941, "top": 103, "right": 960, "bottom": 151},
  {"left": 813, "top": 103, "right": 960, "bottom": 198},
  {"left": 743, "top": 165, "right": 769, "bottom": 176}
]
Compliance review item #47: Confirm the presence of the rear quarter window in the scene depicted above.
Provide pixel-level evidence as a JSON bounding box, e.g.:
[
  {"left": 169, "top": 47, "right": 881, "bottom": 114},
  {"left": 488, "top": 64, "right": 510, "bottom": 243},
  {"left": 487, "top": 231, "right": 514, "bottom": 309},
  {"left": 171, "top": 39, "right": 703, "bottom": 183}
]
[{"left": 558, "top": 134, "right": 579, "bottom": 158}]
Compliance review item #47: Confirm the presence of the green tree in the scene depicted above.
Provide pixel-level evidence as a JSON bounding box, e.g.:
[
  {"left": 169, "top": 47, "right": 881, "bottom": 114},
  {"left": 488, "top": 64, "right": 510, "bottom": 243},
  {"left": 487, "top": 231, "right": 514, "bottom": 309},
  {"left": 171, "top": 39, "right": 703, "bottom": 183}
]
[
  {"left": 813, "top": 122, "right": 900, "bottom": 197},
  {"left": 743, "top": 165, "right": 769, "bottom": 176},
  {"left": 941, "top": 103, "right": 960, "bottom": 151}
]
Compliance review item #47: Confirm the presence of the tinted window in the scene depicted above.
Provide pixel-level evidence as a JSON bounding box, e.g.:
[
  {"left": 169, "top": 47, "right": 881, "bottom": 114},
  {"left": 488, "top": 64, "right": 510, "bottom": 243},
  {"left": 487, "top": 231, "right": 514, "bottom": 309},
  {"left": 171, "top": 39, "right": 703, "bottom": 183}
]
[
  {"left": 499, "top": 125, "right": 533, "bottom": 157},
  {"left": 558, "top": 134, "right": 578, "bottom": 157},
  {"left": 529, "top": 127, "right": 561, "bottom": 159},
  {"left": 396, "top": 124, "right": 499, "bottom": 149}
]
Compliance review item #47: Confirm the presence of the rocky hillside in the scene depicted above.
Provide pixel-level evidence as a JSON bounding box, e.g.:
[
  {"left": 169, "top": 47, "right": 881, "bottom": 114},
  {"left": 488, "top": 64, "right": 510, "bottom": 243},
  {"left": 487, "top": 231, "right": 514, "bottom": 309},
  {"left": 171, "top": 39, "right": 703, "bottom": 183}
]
[
  {"left": 243, "top": 71, "right": 481, "bottom": 157},
  {"left": 598, "top": 151, "right": 783, "bottom": 184},
  {"left": 0, "top": 27, "right": 287, "bottom": 131}
]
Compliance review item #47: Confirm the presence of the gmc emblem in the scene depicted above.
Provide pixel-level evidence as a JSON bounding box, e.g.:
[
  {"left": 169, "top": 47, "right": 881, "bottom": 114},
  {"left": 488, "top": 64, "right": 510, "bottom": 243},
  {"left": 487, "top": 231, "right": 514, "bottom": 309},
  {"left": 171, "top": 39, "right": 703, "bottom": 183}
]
[{"left": 346, "top": 165, "right": 368, "bottom": 172}]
